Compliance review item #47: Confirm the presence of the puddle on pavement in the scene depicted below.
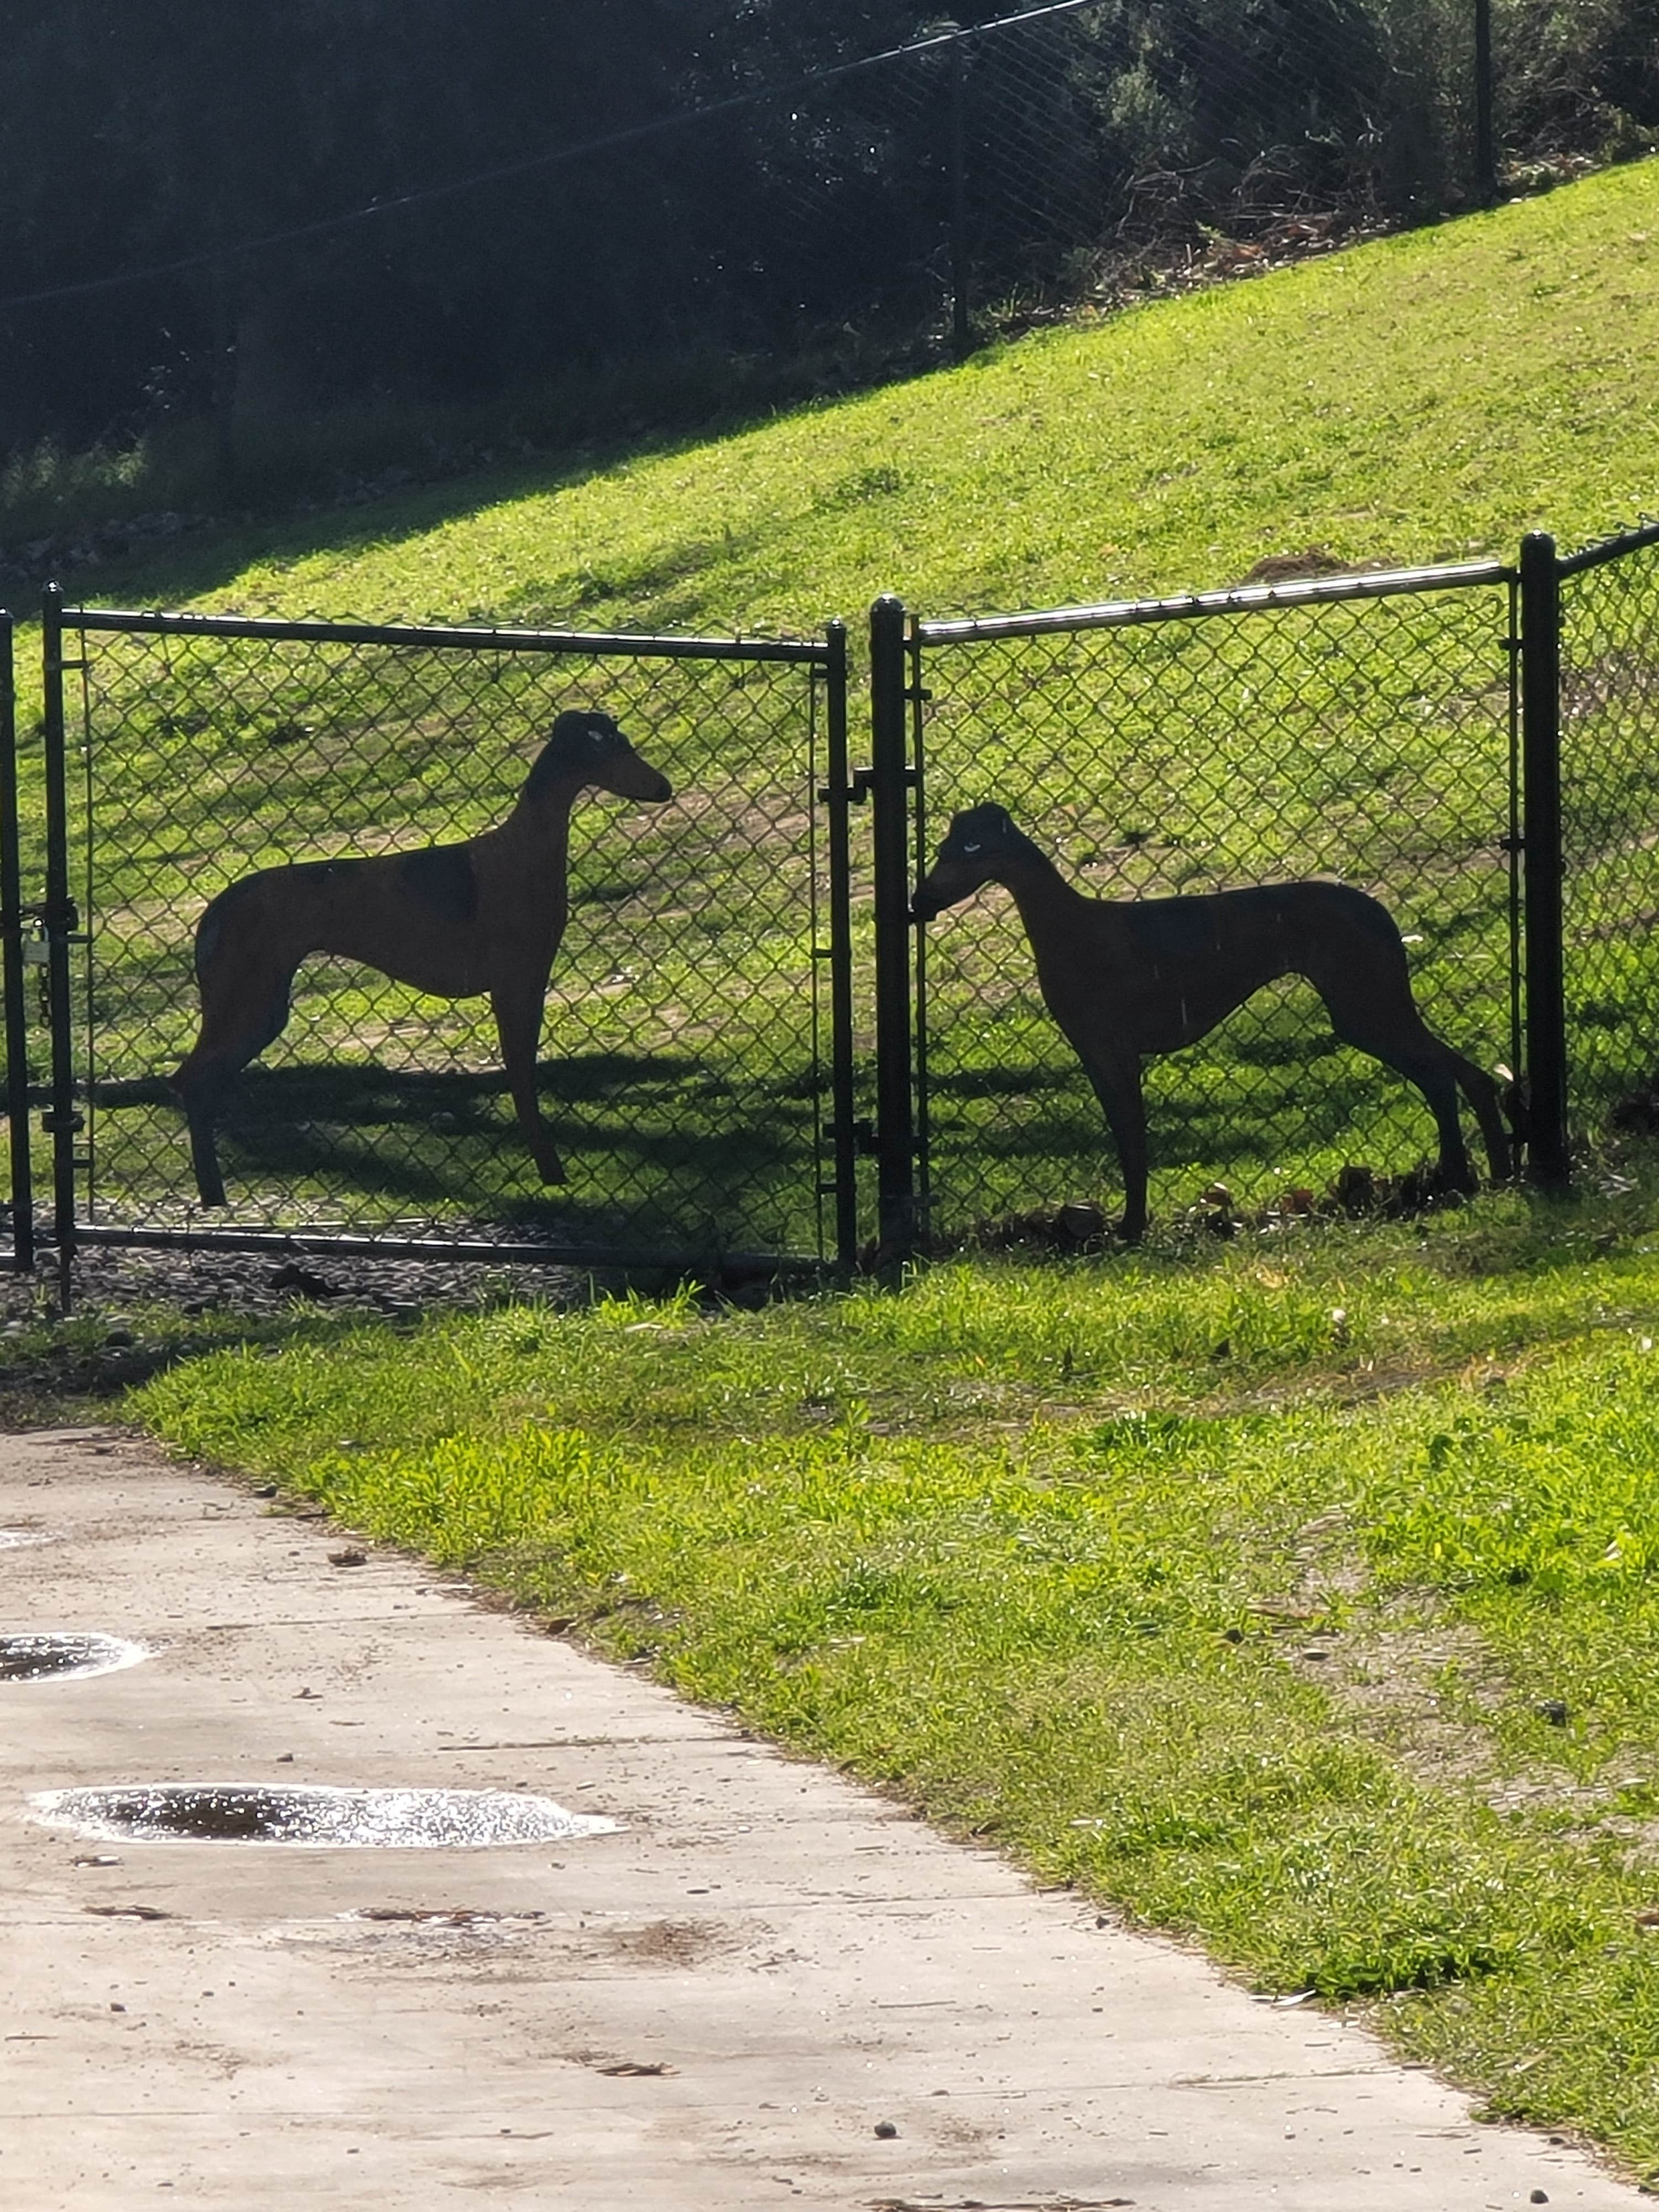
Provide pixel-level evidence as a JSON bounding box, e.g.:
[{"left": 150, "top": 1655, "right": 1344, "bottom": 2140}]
[
  {"left": 31, "top": 1783, "right": 618, "bottom": 1848},
  {"left": 0, "top": 1633, "right": 147, "bottom": 1682}
]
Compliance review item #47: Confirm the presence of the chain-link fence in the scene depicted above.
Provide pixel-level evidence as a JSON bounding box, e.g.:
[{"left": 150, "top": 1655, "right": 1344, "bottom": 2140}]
[
  {"left": 19, "top": 1, "right": 1635, "bottom": 471},
  {"left": 26, "top": 604, "right": 847, "bottom": 1269},
  {"left": 904, "top": 565, "right": 1521, "bottom": 1241},
  {"left": 1557, "top": 520, "right": 1659, "bottom": 1149},
  {"left": 7, "top": 518, "right": 1659, "bottom": 1284},
  {"left": 721, "top": 0, "right": 1499, "bottom": 362}
]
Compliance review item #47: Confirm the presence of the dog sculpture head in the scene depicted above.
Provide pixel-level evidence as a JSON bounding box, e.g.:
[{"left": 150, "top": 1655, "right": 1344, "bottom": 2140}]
[
  {"left": 911, "top": 803, "right": 1041, "bottom": 921},
  {"left": 524, "top": 710, "right": 673, "bottom": 805}
]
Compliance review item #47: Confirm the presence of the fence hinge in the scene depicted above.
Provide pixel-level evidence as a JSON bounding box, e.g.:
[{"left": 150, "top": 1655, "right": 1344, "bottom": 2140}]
[
  {"left": 40, "top": 1108, "right": 85, "bottom": 1135},
  {"left": 904, "top": 684, "right": 932, "bottom": 704},
  {"left": 851, "top": 1118, "right": 878, "bottom": 1157},
  {"left": 1500, "top": 835, "right": 1525, "bottom": 854}
]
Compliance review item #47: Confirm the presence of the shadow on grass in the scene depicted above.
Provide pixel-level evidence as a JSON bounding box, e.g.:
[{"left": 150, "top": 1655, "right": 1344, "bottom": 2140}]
[
  {"left": 924, "top": 1055, "right": 1446, "bottom": 1173},
  {"left": 87, "top": 1051, "right": 825, "bottom": 1248},
  {"left": 0, "top": 1298, "right": 409, "bottom": 1428},
  {"left": 11, "top": 331, "right": 945, "bottom": 632}
]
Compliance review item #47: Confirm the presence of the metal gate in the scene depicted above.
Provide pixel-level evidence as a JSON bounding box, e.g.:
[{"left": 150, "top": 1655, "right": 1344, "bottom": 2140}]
[
  {"left": 10, "top": 595, "right": 855, "bottom": 1287},
  {"left": 6, "top": 520, "right": 1659, "bottom": 1288},
  {"left": 866, "top": 562, "right": 1526, "bottom": 1251}
]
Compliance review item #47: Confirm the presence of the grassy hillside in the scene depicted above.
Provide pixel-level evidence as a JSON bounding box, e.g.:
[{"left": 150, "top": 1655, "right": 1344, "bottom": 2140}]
[
  {"left": 80, "top": 156, "right": 1659, "bottom": 634},
  {"left": 18, "top": 159, "right": 1659, "bottom": 1246}
]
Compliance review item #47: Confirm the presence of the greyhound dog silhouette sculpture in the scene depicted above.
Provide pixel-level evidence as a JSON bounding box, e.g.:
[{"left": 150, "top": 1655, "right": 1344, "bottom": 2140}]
[
  {"left": 911, "top": 804, "right": 1510, "bottom": 1243},
  {"left": 173, "top": 708, "right": 672, "bottom": 1208}
]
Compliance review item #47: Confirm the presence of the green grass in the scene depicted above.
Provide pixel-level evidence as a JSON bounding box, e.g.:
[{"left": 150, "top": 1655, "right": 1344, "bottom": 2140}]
[
  {"left": 132, "top": 1185, "right": 1659, "bottom": 2182},
  {"left": 56, "top": 159, "right": 1659, "bottom": 628},
  {"left": 11, "top": 159, "right": 1659, "bottom": 1243}
]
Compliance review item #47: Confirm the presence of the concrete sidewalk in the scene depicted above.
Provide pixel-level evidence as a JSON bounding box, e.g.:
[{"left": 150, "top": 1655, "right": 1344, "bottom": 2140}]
[{"left": 0, "top": 1426, "right": 1641, "bottom": 2210}]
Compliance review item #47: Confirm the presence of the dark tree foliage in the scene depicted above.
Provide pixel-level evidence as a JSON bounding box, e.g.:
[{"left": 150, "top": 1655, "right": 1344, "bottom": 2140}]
[{"left": 0, "top": 0, "right": 1655, "bottom": 455}]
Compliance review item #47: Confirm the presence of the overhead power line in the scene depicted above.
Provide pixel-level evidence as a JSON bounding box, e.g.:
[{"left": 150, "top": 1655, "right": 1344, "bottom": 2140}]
[{"left": 0, "top": 0, "right": 1102, "bottom": 314}]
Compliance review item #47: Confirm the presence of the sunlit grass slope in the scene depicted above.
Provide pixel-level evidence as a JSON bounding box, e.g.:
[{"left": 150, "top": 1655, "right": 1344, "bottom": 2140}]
[
  {"left": 128, "top": 156, "right": 1659, "bottom": 633},
  {"left": 47, "top": 158, "right": 1659, "bottom": 1243}
]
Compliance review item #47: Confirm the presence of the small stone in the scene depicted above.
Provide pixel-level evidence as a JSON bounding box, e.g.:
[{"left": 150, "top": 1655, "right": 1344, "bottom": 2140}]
[
  {"left": 1534, "top": 1699, "right": 1569, "bottom": 1727},
  {"left": 1531, "top": 2192, "right": 1550, "bottom": 2204},
  {"left": 1056, "top": 1201, "right": 1105, "bottom": 1243},
  {"left": 252, "top": 1484, "right": 277, "bottom": 1498},
  {"left": 328, "top": 1548, "right": 367, "bottom": 1568},
  {"left": 873, "top": 2120, "right": 898, "bottom": 2140},
  {"left": 103, "top": 1328, "right": 135, "bottom": 1348}
]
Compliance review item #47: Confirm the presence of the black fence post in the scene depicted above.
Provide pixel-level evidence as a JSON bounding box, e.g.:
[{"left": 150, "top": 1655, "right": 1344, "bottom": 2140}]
[
  {"left": 0, "top": 613, "right": 34, "bottom": 1272},
  {"left": 1520, "top": 533, "right": 1570, "bottom": 1188},
  {"left": 40, "top": 585, "right": 80, "bottom": 1307},
  {"left": 869, "top": 594, "right": 916, "bottom": 1261},
  {"left": 821, "top": 619, "right": 860, "bottom": 1270},
  {"left": 1474, "top": 0, "right": 1498, "bottom": 207},
  {"left": 949, "top": 38, "right": 972, "bottom": 360}
]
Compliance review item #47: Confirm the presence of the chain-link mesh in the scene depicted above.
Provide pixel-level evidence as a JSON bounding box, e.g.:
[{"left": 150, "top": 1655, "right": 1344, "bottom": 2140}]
[
  {"left": 1558, "top": 524, "right": 1659, "bottom": 1147},
  {"left": 912, "top": 572, "right": 1517, "bottom": 1239},
  {"left": 721, "top": 0, "right": 1490, "bottom": 353},
  {"left": 51, "top": 613, "right": 836, "bottom": 1261}
]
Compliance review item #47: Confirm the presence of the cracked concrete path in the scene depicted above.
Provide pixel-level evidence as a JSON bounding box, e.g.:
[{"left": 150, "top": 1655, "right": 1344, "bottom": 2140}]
[{"left": 0, "top": 1426, "right": 1642, "bottom": 2209}]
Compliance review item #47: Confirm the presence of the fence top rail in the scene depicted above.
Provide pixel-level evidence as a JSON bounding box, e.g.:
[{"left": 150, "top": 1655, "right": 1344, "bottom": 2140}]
[
  {"left": 1557, "top": 518, "right": 1659, "bottom": 580},
  {"left": 911, "top": 557, "right": 1515, "bottom": 645},
  {"left": 50, "top": 598, "right": 832, "bottom": 667}
]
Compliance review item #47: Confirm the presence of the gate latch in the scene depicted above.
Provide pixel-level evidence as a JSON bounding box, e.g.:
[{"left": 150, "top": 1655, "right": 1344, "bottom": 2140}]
[
  {"left": 818, "top": 767, "right": 876, "bottom": 805},
  {"left": 818, "top": 766, "right": 919, "bottom": 805}
]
